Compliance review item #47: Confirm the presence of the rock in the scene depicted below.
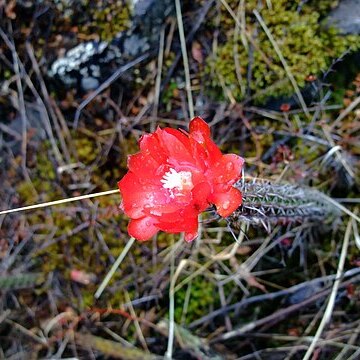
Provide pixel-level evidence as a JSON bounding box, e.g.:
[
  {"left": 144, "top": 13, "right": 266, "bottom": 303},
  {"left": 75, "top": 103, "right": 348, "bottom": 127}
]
[
  {"left": 81, "top": 77, "right": 100, "bottom": 92},
  {"left": 48, "top": 0, "right": 174, "bottom": 92},
  {"left": 326, "top": 0, "right": 360, "bottom": 34}
]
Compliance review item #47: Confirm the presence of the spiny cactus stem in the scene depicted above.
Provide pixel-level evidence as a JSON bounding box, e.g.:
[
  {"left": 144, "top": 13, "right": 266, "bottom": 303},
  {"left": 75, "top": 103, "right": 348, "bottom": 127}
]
[{"left": 230, "top": 178, "right": 342, "bottom": 227}]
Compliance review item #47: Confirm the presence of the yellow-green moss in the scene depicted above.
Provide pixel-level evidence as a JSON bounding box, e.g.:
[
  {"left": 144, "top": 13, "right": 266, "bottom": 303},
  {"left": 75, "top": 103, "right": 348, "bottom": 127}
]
[
  {"left": 74, "top": 136, "right": 100, "bottom": 165},
  {"left": 79, "top": 0, "right": 132, "bottom": 41},
  {"left": 205, "top": 0, "right": 359, "bottom": 102},
  {"left": 17, "top": 181, "right": 38, "bottom": 204},
  {"left": 14, "top": 135, "right": 136, "bottom": 310},
  {"left": 174, "top": 276, "right": 217, "bottom": 324}
]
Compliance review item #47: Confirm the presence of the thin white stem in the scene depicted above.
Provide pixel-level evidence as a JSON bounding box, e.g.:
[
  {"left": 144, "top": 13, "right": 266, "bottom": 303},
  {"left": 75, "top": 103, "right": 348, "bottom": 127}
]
[
  {"left": 331, "top": 94, "right": 360, "bottom": 129},
  {"left": 0, "top": 189, "right": 119, "bottom": 216},
  {"left": 152, "top": 26, "right": 165, "bottom": 126},
  {"left": 94, "top": 237, "right": 136, "bottom": 299},
  {"left": 175, "top": 0, "right": 194, "bottom": 119},
  {"left": 320, "top": 193, "right": 360, "bottom": 224}
]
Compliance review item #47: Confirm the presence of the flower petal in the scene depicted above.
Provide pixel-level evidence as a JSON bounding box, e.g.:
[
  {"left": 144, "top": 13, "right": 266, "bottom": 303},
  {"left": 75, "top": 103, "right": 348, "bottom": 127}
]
[
  {"left": 189, "top": 116, "right": 211, "bottom": 137},
  {"left": 139, "top": 132, "right": 167, "bottom": 164},
  {"left": 210, "top": 187, "right": 242, "bottom": 217},
  {"left": 128, "top": 152, "right": 164, "bottom": 182},
  {"left": 189, "top": 131, "right": 222, "bottom": 166},
  {"left": 118, "top": 173, "right": 167, "bottom": 218},
  {"left": 185, "top": 231, "right": 198, "bottom": 242},
  {"left": 156, "top": 209, "right": 199, "bottom": 235},
  {"left": 191, "top": 181, "right": 211, "bottom": 211},
  {"left": 189, "top": 117, "right": 223, "bottom": 164},
  {"left": 211, "top": 154, "right": 244, "bottom": 185},
  {"left": 157, "top": 129, "right": 195, "bottom": 166},
  {"left": 204, "top": 137, "right": 223, "bottom": 163},
  {"left": 188, "top": 138, "right": 208, "bottom": 171},
  {"left": 164, "top": 127, "right": 191, "bottom": 149},
  {"left": 128, "top": 217, "right": 159, "bottom": 241}
]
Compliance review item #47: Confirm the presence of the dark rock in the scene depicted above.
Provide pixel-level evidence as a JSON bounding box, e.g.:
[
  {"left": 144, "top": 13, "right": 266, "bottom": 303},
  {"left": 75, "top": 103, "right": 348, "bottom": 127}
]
[
  {"left": 81, "top": 76, "right": 100, "bottom": 92},
  {"left": 326, "top": 0, "right": 360, "bottom": 34},
  {"left": 48, "top": 0, "right": 174, "bottom": 92},
  {"left": 287, "top": 283, "right": 322, "bottom": 305}
]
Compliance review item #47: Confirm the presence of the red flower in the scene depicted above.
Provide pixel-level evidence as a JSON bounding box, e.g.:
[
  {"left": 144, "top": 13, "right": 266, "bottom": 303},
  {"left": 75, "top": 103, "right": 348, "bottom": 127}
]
[{"left": 118, "top": 117, "right": 244, "bottom": 242}]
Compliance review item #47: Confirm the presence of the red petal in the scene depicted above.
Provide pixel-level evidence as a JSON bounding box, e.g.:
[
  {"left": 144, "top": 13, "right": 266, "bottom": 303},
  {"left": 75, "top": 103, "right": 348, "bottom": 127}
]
[
  {"left": 118, "top": 173, "right": 168, "bottom": 218},
  {"left": 189, "top": 117, "right": 222, "bottom": 164},
  {"left": 143, "top": 202, "right": 185, "bottom": 218},
  {"left": 184, "top": 215, "right": 199, "bottom": 241},
  {"left": 188, "top": 139, "right": 207, "bottom": 171},
  {"left": 128, "top": 217, "right": 159, "bottom": 241},
  {"left": 139, "top": 132, "right": 167, "bottom": 164},
  {"left": 210, "top": 187, "right": 242, "bottom": 217},
  {"left": 156, "top": 210, "right": 199, "bottom": 234},
  {"left": 156, "top": 128, "right": 195, "bottom": 165},
  {"left": 202, "top": 136, "right": 223, "bottom": 164},
  {"left": 189, "top": 132, "right": 222, "bottom": 165},
  {"left": 189, "top": 117, "right": 211, "bottom": 137},
  {"left": 164, "top": 127, "right": 190, "bottom": 149},
  {"left": 127, "top": 152, "right": 168, "bottom": 184},
  {"left": 191, "top": 181, "right": 211, "bottom": 211},
  {"left": 211, "top": 154, "right": 244, "bottom": 185},
  {"left": 154, "top": 206, "right": 194, "bottom": 227},
  {"left": 185, "top": 231, "right": 198, "bottom": 242}
]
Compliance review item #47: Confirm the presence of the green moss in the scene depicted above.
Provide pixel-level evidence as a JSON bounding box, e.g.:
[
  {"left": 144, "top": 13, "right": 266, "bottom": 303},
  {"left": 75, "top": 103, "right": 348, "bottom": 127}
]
[
  {"left": 306, "top": 0, "right": 339, "bottom": 17},
  {"left": 163, "top": 80, "right": 180, "bottom": 112},
  {"left": 17, "top": 181, "right": 37, "bottom": 204},
  {"left": 205, "top": 0, "right": 360, "bottom": 102},
  {"left": 175, "top": 276, "right": 217, "bottom": 324},
  {"left": 79, "top": 0, "right": 131, "bottom": 41},
  {"left": 12, "top": 134, "right": 137, "bottom": 310},
  {"left": 74, "top": 137, "right": 99, "bottom": 165},
  {"left": 17, "top": 142, "right": 60, "bottom": 204}
]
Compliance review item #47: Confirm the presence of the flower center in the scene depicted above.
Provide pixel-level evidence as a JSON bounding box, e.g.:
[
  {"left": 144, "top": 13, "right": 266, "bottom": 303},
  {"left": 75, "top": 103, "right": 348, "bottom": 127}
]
[{"left": 160, "top": 168, "right": 193, "bottom": 196}]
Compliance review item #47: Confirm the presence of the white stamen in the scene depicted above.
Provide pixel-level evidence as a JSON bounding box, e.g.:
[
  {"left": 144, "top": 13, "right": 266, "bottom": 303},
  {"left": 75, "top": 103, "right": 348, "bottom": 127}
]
[{"left": 161, "top": 168, "right": 193, "bottom": 192}]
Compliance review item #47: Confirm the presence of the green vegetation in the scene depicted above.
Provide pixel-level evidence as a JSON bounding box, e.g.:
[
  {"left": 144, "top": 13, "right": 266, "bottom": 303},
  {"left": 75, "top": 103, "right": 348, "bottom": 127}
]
[
  {"left": 80, "top": 0, "right": 132, "bottom": 41},
  {"left": 205, "top": 0, "right": 359, "bottom": 102},
  {"left": 175, "top": 276, "right": 217, "bottom": 324}
]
